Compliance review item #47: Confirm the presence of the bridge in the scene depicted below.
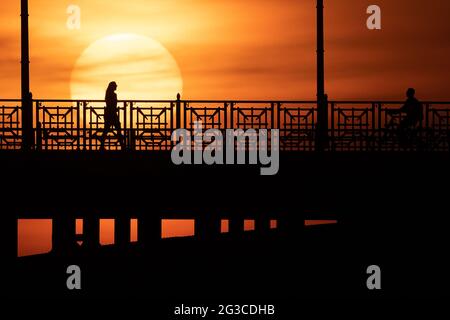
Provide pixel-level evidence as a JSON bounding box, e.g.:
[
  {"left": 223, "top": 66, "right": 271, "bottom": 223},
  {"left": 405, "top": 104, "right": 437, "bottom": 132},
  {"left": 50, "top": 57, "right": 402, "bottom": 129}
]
[{"left": 2, "top": 96, "right": 449, "bottom": 261}]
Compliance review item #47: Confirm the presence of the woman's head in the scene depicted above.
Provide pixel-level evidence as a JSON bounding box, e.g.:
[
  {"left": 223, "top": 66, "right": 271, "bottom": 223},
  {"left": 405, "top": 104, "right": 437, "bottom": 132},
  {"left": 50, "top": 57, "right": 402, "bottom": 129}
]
[
  {"left": 107, "top": 81, "right": 117, "bottom": 92},
  {"left": 105, "top": 81, "right": 117, "bottom": 99}
]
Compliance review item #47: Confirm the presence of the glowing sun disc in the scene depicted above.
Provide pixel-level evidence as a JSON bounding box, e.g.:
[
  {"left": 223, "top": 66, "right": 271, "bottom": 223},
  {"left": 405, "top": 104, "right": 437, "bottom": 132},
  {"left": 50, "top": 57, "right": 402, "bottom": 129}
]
[{"left": 70, "top": 33, "right": 183, "bottom": 101}]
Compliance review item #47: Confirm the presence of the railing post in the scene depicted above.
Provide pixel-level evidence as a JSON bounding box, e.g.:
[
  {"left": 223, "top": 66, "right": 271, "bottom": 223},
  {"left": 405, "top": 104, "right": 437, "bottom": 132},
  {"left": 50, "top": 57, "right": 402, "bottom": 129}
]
[
  {"left": 276, "top": 102, "right": 281, "bottom": 129},
  {"left": 183, "top": 101, "right": 188, "bottom": 129},
  {"left": 128, "top": 101, "right": 136, "bottom": 150},
  {"left": 176, "top": 93, "right": 181, "bottom": 129},
  {"left": 316, "top": 95, "right": 328, "bottom": 151},
  {"left": 369, "top": 103, "right": 375, "bottom": 151},
  {"left": 34, "top": 99, "right": 39, "bottom": 133},
  {"left": 82, "top": 102, "right": 88, "bottom": 151},
  {"left": 230, "top": 102, "right": 235, "bottom": 129},
  {"left": 425, "top": 103, "right": 430, "bottom": 148},
  {"left": 123, "top": 101, "right": 128, "bottom": 150},
  {"left": 76, "top": 101, "right": 81, "bottom": 150},
  {"left": 170, "top": 101, "right": 175, "bottom": 148},
  {"left": 224, "top": 102, "right": 228, "bottom": 130},
  {"left": 330, "top": 101, "right": 335, "bottom": 150},
  {"left": 377, "top": 103, "right": 383, "bottom": 151},
  {"left": 34, "top": 100, "right": 41, "bottom": 150},
  {"left": 36, "top": 121, "right": 42, "bottom": 150},
  {"left": 224, "top": 102, "right": 228, "bottom": 158},
  {"left": 270, "top": 102, "right": 275, "bottom": 129},
  {"left": 21, "top": 93, "right": 34, "bottom": 150}
]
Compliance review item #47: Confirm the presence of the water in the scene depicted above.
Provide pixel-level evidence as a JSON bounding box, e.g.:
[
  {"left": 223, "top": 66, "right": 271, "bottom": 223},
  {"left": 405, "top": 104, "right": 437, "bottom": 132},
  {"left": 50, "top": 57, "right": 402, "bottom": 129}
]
[{"left": 17, "top": 218, "right": 336, "bottom": 257}]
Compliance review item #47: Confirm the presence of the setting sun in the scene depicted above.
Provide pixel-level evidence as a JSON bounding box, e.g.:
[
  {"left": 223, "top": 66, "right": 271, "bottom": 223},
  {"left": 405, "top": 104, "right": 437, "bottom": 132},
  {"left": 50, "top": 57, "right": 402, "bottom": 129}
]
[{"left": 70, "top": 33, "right": 183, "bottom": 101}]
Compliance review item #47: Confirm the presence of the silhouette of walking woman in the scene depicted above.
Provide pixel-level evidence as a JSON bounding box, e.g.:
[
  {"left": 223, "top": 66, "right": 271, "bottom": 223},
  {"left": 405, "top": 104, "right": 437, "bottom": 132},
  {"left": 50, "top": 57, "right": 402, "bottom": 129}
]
[{"left": 100, "top": 81, "right": 125, "bottom": 150}]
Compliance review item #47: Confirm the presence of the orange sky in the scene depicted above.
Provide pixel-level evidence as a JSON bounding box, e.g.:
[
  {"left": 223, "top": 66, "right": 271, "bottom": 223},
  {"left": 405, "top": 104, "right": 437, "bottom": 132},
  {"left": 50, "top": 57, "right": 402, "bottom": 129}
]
[{"left": 1, "top": 0, "right": 450, "bottom": 101}]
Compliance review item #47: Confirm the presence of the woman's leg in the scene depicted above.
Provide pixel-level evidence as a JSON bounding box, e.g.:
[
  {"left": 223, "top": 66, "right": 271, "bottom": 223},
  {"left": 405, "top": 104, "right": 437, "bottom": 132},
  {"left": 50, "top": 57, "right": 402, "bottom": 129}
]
[
  {"left": 112, "top": 117, "right": 125, "bottom": 148},
  {"left": 100, "top": 122, "right": 112, "bottom": 150}
]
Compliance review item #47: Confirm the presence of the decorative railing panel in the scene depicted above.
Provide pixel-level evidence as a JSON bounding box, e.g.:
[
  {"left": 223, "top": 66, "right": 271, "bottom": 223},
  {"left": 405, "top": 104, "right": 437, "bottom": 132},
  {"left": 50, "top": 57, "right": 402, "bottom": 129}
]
[
  {"left": 426, "top": 103, "right": 450, "bottom": 152},
  {"left": 1, "top": 99, "right": 449, "bottom": 152},
  {"left": 331, "top": 102, "right": 376, "bottom": 151},
  {"left": 231, "top": 102, "right": 274, "bottom": 152},
  {"left": 131, "top": 101, "right": 174, "bottom": 151},
  {"left": 0, "top": 100, "right": 22, "bottom": 150},
  {"left": 36, "top": 101, "right": 81, "bottom": 150},
  {"left": 279, "top": 102, "right": 316, "bottom": 151}
]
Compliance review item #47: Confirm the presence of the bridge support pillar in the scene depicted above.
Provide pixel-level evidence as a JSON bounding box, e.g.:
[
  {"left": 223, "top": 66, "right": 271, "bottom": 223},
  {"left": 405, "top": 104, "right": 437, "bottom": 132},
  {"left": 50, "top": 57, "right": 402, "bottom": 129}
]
[
  {"left": 3, "top": 216, "right": 17, "bottom": 260},
  {"left": 228, "top": 218, "right": 244, "bottom": 237},
  {"left": 138, "top": 216, "right": 161, "bottom": 249},
  {"left": 52, "top": 216, "right": 76, "bottom": 254},
  {"left": 195, "top": 215, "right": 221, "bottom": 240},
  {"left": 3, "top": 216, "right": 17, "bottom": 291},
  {"left": 84, "top": 217, "right": 100, "bottom": 250},
  {"left": 278, "top": 214, "right": 303, "bottom": 240},
  {"left": 255, "top": 217, "right": 271, "bottom": 235},
  {"left": 115, "top": 217, "right": 131, "bottom": 248}
]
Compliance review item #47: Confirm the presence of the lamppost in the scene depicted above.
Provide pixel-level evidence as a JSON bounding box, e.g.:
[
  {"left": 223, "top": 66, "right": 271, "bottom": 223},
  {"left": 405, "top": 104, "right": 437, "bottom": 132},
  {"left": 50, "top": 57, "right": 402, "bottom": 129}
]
[
  {"left": 316, "top": 0, "right": 328, "bottom": 151},
  {"left": 21, "top": 0, "right": 33, "bottom": 150}
]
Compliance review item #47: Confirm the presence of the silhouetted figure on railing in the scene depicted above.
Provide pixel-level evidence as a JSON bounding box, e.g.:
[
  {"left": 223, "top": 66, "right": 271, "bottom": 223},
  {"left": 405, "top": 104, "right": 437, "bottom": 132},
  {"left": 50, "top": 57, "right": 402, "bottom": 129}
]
[
  {"left": 387, "top": 88, "right": 424, "bottom": 146},
  {"left": 100, "top": 81, "right": 125, "bottom": 150}
]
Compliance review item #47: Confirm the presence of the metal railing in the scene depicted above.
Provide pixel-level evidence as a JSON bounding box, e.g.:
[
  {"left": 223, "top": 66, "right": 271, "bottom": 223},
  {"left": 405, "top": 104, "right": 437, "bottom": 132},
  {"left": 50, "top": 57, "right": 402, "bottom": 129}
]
[
  {"left": 1, "top": 98, "right": 449, "bottom": 151},
  {"left": 0, "top": 100, "right": 22, "bottom": 150}
]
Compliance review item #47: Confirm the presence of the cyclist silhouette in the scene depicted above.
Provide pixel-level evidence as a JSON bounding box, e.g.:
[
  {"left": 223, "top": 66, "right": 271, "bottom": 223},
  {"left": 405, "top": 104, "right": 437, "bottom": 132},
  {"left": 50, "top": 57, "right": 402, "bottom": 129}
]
[{"left": 387, "top": 88, "right": 424, "bottom": 145}]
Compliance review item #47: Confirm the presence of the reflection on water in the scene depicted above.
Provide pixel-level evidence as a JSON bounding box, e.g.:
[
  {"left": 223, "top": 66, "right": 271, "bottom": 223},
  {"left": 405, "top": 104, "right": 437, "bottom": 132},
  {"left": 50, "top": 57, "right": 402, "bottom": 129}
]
[
  {"left": 270, "top": 220, "right": 277, "bottom": 229},
  {"left": 18, "top": 219, "right": 52, "bottom": 257},
  {"left": 162, "top": 219, "right": 195, "bottom": 238},
  {"left": 305, "top": 220, "right": 337, "bottom": 226},
  {"left": 244, "top": 220, "right": 255, "bottom": 231},
  {"left": 17, "top": 218, "right": 336, "bottom": 257},
  {"left": 76, "top": 219, "right": 83, "bottom": 235},
  {"left": 18, "top": 218, "right": 199, "bottom": 257},
  {"left": 221, "top": 219, "right": 229, "bottom": 233},
  {"left": 130, "top": 218, "right": 138, "bottom": 242},
  {"left": 100, "top": 219, "right": 115, "bottom": 245}
]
